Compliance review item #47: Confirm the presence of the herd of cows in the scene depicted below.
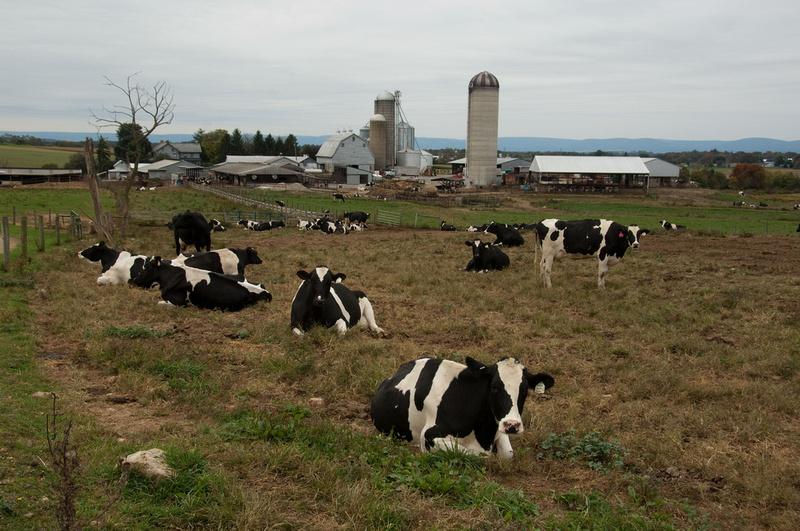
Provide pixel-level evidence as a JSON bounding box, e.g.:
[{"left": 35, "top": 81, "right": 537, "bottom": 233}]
[{"left": 75, "top": 208, "right": 694, "bottom": 458}]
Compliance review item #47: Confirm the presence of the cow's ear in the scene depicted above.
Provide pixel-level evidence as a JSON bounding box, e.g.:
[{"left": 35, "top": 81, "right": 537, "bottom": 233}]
[
  {"left": 332, "top": 272, "right": 346, "bottom": 282},
  {"left": 98, "top": 240, "right": 106, "bottom": 247},
  {"left": 465, "top": 356, "right": 488, "bottom": 374},
  {"left": 526, "top": 371, "right": 555, "bottom": 390},
  {"left": 296, "top": 270, "right": 311, "bottom": 280},
  {"left": 152, "top": 256, "right": 162, "bottom": 266},
  {"left": 465, "top": 240, "right": 473, "bottom": 246}
]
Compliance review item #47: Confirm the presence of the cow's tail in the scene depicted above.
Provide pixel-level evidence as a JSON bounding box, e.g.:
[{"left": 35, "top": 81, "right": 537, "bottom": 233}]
[{"left": 531, "top": 226, "right": 542, "bottom": 285}]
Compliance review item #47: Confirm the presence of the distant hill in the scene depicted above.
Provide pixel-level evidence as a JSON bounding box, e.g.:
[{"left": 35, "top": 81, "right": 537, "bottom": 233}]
[{"left": 3, "top": 132, "right": 799, "bottom": 153}]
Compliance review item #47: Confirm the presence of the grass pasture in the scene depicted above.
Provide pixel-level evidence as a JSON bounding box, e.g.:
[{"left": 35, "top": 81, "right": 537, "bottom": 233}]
[
  {"left": 0, "top": 143, "right": 80, "bottom": 168},
  {"left": 2, "top": 185, "right": 800, "bottom": 529}
]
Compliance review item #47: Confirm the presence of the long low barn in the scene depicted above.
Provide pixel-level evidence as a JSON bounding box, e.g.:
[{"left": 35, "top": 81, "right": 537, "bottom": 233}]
[
  {"left": 0, "top": 168, "right": 82, "bottom": 185},
  {"left": 530, "top": 156, "right": 649, "bottom": 192},
  {"left": 210, "top": 162, "right": 306, "bottom": 186}
]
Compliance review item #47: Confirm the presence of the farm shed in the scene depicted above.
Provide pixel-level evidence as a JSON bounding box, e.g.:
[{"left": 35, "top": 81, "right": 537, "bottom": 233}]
[
  {"left": 225, "top": 155, "right": 318, "bottom": 170},
  {"left": 0, "top": 168, "right": 82, "bottom": 185},
  {"left": 210, "top": 162, "right": 305, "bottom": 186},
  {"left": 530, "top": 156, "right": 650, "bottom": 192},
  {"left": 642, "top": 157, "right": 681, "bottom": 187},
  {"left": 447, "top": 157, "right": 529, "bottom": 178},
  {"left": 315, "top": 133, "right": 374, "bottom": 176}
]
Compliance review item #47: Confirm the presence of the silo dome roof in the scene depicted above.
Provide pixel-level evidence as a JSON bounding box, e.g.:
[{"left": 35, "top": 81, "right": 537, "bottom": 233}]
[
  {"left": 370, "top": 113, "right": 386, "bottom": 122},
  {"left": 376, "top": 91, "right": 395, "bottom": 101},
  {"left": 468, "top": 71, "right": 499, "bottom": 89}
]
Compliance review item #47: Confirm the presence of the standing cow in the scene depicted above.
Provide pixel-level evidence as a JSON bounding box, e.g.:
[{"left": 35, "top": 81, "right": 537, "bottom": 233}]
[
  {"left": 168, "top": 211, "right": 211, "bottom": 255},
  {"left": 290, "top": 267, "right": 383, "bottom": 336},
  {"left": 371, "top": 356, "right": 554, "bottom": 458},
  {"left": 344, "top": 211, "right": 370, "bottom": 223},
  {"left": 464, "top": 240, "right": 509, "bottom": 272},
  {"left": 534, "top": 219, "right": 649, "bottom": 288}
]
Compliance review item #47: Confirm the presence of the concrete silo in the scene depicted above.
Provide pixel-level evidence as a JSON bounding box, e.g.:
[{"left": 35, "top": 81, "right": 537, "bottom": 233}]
[
  {"left": 466, "top": 71, "right": 499, "bottom": 186},
  {"left": 368, "top": 114, "right": 387, "bottom": 170},
  {"left": 374, "top": 91, "right": 396, "bottom": 167}
]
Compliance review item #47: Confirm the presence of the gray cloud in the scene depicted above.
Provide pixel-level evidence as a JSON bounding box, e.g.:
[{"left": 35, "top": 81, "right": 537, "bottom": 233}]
[{"left": 1, "top": 0, "right": 797, "bottom": 139}]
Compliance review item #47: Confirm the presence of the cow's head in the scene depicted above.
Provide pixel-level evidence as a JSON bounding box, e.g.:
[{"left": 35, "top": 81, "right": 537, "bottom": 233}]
[
  {"left": 244, "top": 247, "right": 262, "bottom": 265},
  {"left": 625, "top": 225, "right": 649, "bottom": 249},
  {"left": 296, "top": 267, "right": 346, "bottom": 307},
  {"left": 78, "top": 241, "right": 109, "bottom": 262},
  {"left": 465, "top": 357, "right": 555, "bottom": 435},
  {"left": 135, "top": 256, "right": 164, "bottom": 288},
  {"left": 237, "top": 220, "right": 248, "bottom": 227},
  {"left": 464, "top": 239, "right": 496, "bottom": 259}
]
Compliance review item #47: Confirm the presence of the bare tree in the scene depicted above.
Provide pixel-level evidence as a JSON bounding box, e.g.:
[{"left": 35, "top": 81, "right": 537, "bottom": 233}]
[
  {"left": 83, "top": 138, "right": 113, "bottom": 243},
  {"left": 91, "top": 73, "right": 174, "bottom": 236}
]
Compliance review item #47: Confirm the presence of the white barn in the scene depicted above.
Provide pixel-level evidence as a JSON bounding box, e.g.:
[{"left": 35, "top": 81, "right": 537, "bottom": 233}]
[{"left": 315, "top": 133, "right": 375, "bottom": 184}]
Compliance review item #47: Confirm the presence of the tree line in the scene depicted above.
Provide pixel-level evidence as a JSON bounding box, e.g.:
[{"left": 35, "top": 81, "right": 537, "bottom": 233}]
[{"left": 192, "top": 128, "right": 319, "bottom": 164}]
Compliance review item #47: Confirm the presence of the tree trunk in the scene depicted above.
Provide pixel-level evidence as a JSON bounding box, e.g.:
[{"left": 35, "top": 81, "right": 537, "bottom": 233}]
[{"left": 84, "top": 138, "right": 113, "bottom": 243}]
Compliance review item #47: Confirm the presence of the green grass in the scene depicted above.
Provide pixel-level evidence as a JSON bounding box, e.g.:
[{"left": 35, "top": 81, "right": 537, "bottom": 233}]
[
  {"left": 538, "top": 431, "right": 627, "bottom": 471},
  {"left": 0, "top": 143, "right": 79, "bottom": 168}
]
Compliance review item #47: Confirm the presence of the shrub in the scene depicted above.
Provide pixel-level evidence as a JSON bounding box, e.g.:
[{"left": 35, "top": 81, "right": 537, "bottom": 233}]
[{"left": 538, "top": 431, "right": 626, "bottom": 471}]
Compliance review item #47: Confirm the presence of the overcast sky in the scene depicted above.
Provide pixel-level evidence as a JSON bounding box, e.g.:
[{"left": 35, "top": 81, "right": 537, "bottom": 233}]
[{"left": 1, "top": 0, "right": 797, "bottom": 139}]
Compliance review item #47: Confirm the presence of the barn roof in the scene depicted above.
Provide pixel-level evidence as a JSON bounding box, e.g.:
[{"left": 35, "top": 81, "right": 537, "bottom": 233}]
[
  {"left": 530, "top": 156, "right": 649, "bottom": 175},
  {"left": 316, "top": 133, "right": 364, "bottom": 159}
]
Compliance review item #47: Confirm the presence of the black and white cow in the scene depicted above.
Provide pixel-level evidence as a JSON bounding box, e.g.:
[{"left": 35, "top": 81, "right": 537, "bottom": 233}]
[
  {"left": 333, "top": 192, "right": 346, "bottom": 202},
  {"left": 171, "top": 247, "right": 263, "bottom": 281},
  {"left": 659, "top": 220, "right": 686, "bottom": 231},
  {"left": 168, "top": 211, "right": 212, "bottom": 255},
  {"left": 316, "top": 219, "right": 347, "bottom": 234},
  {"left": 266, "top": 220, "right": 285, "bottom": 229},
  {"left": 275, "top": 200, "right": 286, "bottom": 207},
  {"left": 344, "top": 211, "right": 370, "bottom": 223},
  {"left": 793, "top": 204, "right": 799, "bottom": 210},
  {"left": 534, "top": 219, "right": 649, "bottom": 288},
  {"left": 465, "top": 240, "right": 510, "bottom": 272},
  {"left": 290, "top": 267, "right": 383, "bottom": 336},
  {"left": 136, "top": 257, "right": 271, "bottom": 310},
  {"left": 78, "top": 241, "right": 147, "bottom": 285},
  {"left": 485, "top": 222, "right": 524, "bottom": 246},
  {"left": 209, "top": 219, "right": 226, "bottom": 232},
  {"left": 370, "top": 357, "right": 554, "bottom": 458},
  {"left": 440, "top": 221, "right": 457, "bottom": 232},
  {"left": 344, "top": 220, "right": 365, "bottom": 232},
  {"left": 466, "top": 223, "right": 489, "bottom": 233},
  {"left": 298, "top": 219, "right": 316, "bottom": 231}
]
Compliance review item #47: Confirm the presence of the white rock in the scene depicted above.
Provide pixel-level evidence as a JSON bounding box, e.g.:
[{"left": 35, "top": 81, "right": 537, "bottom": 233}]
[{"left": 120, "top": 448, "right": 174, "bottom": 480}]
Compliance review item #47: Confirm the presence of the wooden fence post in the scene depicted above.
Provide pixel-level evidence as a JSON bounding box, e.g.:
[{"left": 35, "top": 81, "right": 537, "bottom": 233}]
[
  {"left": 20, "top": 216, "right": 28, "bottom": 259},
  {"left": 37, "top": 215, "right": 45, "bottom": 252},
  {"left": 12, "top": 206, "right": 16, "bottom": 225},
  {"left": 55, "top": 215, "right": 61, "bottom": 245},
  {"left": 2, "top": 217, "right": 9, "bottom": 272}
]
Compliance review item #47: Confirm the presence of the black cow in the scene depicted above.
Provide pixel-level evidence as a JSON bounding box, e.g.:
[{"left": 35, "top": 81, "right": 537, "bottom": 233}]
[
  {"left": 290, "top": 267, "right": 383, "bottom": 336},
  {"left": 534, "top": 218, "right": 649, "bottom": 288},
  {"left": 267, "top": 220, "right": 285, "bottom": 229},
  {"left": 78, "top": 241, "right": 146, "bottom": 285},
  {"left": 440, "top": 221, "right": 457, "bottom": 232},
  {"left": 370, "top": 357, "right": 554, "bottom": 458},
  {"left": 209, "top": 219, "right": 226, "bottom": 232},
  {"left": 464, "top": 240, "right": 510, "bottom": 272},
  {"left": 333, "top": 193, "right": 346, "bottom": 202},
  {"left": 137, "top": 257, "right": 271, "bottom": 310},
  {"left": 485, "top": 222, "right": 524, "bottom": 246},
  {"left": 659, "top": 220, "right": 686, "bottom": 231},
  {"left": 168, "top": 211, "right": 211, "bottom": 255},
  {"left": 344, "top": 211, "right": 370, "bottom": 223},
  {"left": 171, "top": 247, "right": 262, "bottom": 281}
]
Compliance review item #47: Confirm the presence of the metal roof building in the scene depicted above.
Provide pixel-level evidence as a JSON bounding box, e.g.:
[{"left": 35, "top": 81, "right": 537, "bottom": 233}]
[
  {"left": 642, "top": 157, "right": 680, "bottom": 187},
  {"left": 315, "top": 133, "right": 374, "bottom": 185},
  {"left": 530, "top": 156, "right": 650, "bottom": 192}
]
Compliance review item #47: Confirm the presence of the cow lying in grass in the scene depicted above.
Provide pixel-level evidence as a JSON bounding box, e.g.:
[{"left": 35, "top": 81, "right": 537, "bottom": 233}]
[
  {"left": 464, "top": 240, "right": 509, "bottom": 272},
  {"left": 371, "top": 356, "right": 554, "bottom": 458},
  {"left": 171, "top": 247, "right": 263, "bottom": 281},
  {"left": 137, "top": 257, "right": 271, "bottom": 310},
  {"left": 78, "top": 241, "right": 147, "bottom": 285},
  {"left": 290, "top": 267, "right": 383, "bottom": 336}
]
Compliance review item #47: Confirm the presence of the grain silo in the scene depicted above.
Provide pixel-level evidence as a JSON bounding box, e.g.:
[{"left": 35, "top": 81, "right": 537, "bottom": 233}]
[
  {"left": 368, "top": 114, "right": 387, "bottom": 170},
  {"left": 374, "top": 91, "right": 396, "bottom": 167},
  {"left": 466, "top": 71, "right": 499, "bottom": 186}
]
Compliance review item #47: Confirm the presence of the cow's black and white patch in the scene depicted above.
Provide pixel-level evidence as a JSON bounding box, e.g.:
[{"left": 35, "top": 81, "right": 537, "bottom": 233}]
[
  {"left": 290, "top": 267, "right": 383, "bottom": 336},
  {"left": 78, "top": 241, "right": 147, "bottom": 285},
  {"left": 171, "top": 247, "right": 262, "bottom": 280},
  {"left": 440, "top": 221, "right": 457, "bottom": 232},
  {"left": 371, "top": 357, "right": 554, "bottom": 458},
  {"left": 464, "top": 240, "right": 509, "bottom": 272},
  {"left": 534, "top": 218, "right": 649, "bottom": 288},
  {"left": 209, "top": 219, "right": 226, "bottom": 232},
  {"left": 660, "top": 220, "right": 685, "bottom": 231}
]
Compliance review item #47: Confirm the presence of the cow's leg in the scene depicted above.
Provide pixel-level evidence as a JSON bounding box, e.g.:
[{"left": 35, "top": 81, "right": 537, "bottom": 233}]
[
  {"left": 597, "top": 257, "right": 609, "bottom": 288},
  {"left": 358, "top": 297, "right": 384, "bottom": 335},
  {"left": 494, "top": 433, "right": 514, "bottom": 459},
  {"left": 96, "top": 274, "right": 114, "bottom": 286},
  {"left": 292, "top": 326, "right": 305, "bottom": 337},
  {"left": 162, "top": 289, "right": 188, "bottom": 306},
  {"left": 541, "top": 251, "right": 554, "bottom": 288},
  {"left": 333, "top": 318, "right": 348, "bottom": 335}
]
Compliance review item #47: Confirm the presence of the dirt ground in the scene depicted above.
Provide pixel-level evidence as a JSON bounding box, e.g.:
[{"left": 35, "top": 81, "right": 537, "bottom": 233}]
[{"left": 28, "top": 224, "right": 800, "bottom": 528}]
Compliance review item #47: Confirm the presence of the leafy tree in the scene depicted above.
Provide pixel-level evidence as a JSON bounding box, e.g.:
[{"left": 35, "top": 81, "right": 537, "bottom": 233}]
[
  {"left": 217, "top": 131, "right": 231, "bottom": 163},
  {"left": 114, "top": 123, "right": 152, "bottom": 163},
  {"left": 95, "top": 136, "right": 114, "bottom": 172},
  {"left": 64, "top": 153, "right": 87, "bottom": 172},
  {"left": 230, "top": 128, "right": 245, "bottom": 155},
  {"left": 729, "top": 163, "right": 766, "bottom": 189},
  {"left": 252, "top": 130, "right": 266, "bottom": 155},
  {"left": 195, "top": 129, "right": 230, "bottom": 164},
  {"left": 265, "top": 134, "right": 276, "bottom": 155},
  {"left": 284, "top": 134, "right": 298, "bottom": 156}
]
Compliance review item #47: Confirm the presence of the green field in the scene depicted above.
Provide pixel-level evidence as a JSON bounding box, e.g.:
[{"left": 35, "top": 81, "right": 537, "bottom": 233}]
[
  {"left": 1, "top": 185, "right": 799, "bottom": 529},
  {"left": 0, "top": 144, "right": 79, "bottom": 168}
]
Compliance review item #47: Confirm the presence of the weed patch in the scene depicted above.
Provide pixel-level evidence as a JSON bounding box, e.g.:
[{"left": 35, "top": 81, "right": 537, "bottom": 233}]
[
  {"left": 103, "top": 325, "right": 173, "bottom": 339},
  {"left": 547, "top": 490, "right": 676, "bottom": 530},
  {"left": 538, "top": 431, "right": 626, "bottom": 471}
]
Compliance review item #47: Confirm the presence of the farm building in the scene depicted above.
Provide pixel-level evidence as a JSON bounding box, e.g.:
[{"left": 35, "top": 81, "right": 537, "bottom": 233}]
[
  {"left": 151, "top": 141, "right": 202, "bottom": 164},
  {"left": 642, "top": 157, "right": 681, "bottom": 187},
  {"left": 101, "top": 159, "right": 202, "bottom": 182},
  {"left": 530, "top": 156, "right": 650, "bottom": 192},
  {"left": 315, "top": 133, "right": 375, "bottom": 185},
  {"left": 0, "top": 168, "right": 82, "bottom": 185},
  {"left": 225, "top": 155, "right": 318, "bottom": 170},
  {"left": 209, "top": 161, "right": 305, "bottom": 186},
  {"left": 448, "top": 157, "right": 529, "bottom": 179}
]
